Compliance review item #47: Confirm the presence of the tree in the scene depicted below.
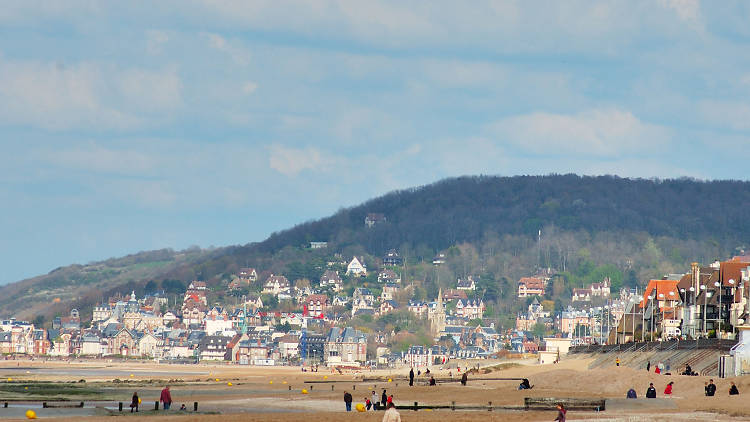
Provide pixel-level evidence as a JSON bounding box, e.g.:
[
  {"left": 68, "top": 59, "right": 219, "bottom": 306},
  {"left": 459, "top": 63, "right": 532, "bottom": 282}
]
[
  {"left": 144, "top": 280, "right": 158, "bottom": 294},
  {"left": 161, "top": 279, "right": 185, "bottom": 294},
  {"left": 532, "top": 322, "right": 546, "bottom": 338}
]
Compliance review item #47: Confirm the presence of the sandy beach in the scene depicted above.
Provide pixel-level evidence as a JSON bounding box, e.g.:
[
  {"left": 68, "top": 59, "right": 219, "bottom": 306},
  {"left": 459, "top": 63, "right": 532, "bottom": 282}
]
[{"left": 1, "top": 356, "right": 749, "bottom": 421}]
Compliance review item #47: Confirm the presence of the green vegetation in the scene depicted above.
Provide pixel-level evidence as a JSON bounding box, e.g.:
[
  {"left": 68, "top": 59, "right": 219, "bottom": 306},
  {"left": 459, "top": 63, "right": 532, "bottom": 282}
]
[{"left": 4, "top": 175, "right": 750, "bottom": 326}]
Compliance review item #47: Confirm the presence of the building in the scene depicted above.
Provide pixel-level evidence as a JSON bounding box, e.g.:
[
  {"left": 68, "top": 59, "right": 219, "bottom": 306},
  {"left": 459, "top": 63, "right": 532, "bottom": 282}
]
[
  {"left": 378, "top": 269, "right": 400, "bottom": 284},
  {"left": 262, "top": 275, "right": 291, "bottom": 295},
  {"left": 346, "top": 257, "right": 367, "bottom": 276},
  {"left": 404, "top": 345, "right": 448, "bottom": 367},
  {"left": 456, "top": 277, "right": 476, "bottom": 291},
  {"left": 364, "top": 213, "right": 386, "bottom": 228},
  {"left": 432, "top": 253, "right": 447, "bottom": 265},
  {"left": 382, "top": 249, "right": 403, "bottom": 266},
  {"left": 518, "top": 277, "right": 546, "bottom": 297},
  {"left": 320, "top": 270, "right": 343, "bottom": 292},
  {"left": 310, "top": 241, "right": 328, "bottom": 249},
  {"left": 455, "top": 299, "right": 485, "bottom": 320},
  {"left": 325, "top": 327, "right": 367, "bottom": 365},
  {"left": 572, "top": 288, "right": 591, "bottom": 302},
  {"left": 304, "top": 294, "right": 330, "bottom": 316}
]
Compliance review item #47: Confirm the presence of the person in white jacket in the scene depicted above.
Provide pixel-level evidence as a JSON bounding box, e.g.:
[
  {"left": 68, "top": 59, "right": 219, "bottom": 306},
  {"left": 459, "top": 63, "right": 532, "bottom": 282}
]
[{"left": 382, "top": 402, "right": 401, "bottom": 422}]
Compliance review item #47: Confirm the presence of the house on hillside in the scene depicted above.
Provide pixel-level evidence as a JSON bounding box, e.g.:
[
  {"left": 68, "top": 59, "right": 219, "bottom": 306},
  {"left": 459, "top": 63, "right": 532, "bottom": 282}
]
[
  {"left": 408, "top": 301, "right": 428, "bottom": 317},
  {"left": 379, "top": 283, "right": 400, "bottom": 301},
  {"left": 262, "top": 275, "right": 291, "bottom": 295},
  {"left": 378, "top": 269, "right": 401, "bottom": 284},
  {"left": 455, "top": 299, "right": 485, "bottom": 320},
  {"left": 432, "top": 253, "right": 447, "bottom": 265},
  {"left": 346, "top": 257, "right": 367, "bottom": 276},
  {"left": 591, "top": 278, "right": 611, "bottom": 297},
  {"left": 378, "top": 300, "right": 398, "bottom": 316},
  {"left": 572, "top": 288, "right": 591, "bottom": 302},
  {"left": 320, "top": 270, "right": 343, "bottom": 292},
  {"left": 457, "top": 277, "right": 476, "bottom": 291},
  {"left": 365, "top": 213, "right": 386, "bottom": 228},
  {"left": 518, "top": 277, "right": 546, "bottom": 297},
  {"left": 442, "top": 289, "right": 468, "bottom": 301},
  {"left": 383, "top": 249, "right": 403, "bottom": 266},
  {"left": 304, "top": 294, "right": 329, "bottom": 316}
]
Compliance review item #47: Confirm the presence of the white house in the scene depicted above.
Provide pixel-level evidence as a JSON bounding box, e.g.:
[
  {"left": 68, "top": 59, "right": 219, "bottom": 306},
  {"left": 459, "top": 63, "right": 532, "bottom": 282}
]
[{"left": 346, "top": 257, "right": 367, "bottom": 276}]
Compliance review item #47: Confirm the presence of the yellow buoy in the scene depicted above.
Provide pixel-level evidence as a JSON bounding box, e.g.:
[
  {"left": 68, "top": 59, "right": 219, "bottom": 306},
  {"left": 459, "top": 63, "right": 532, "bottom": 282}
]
[
  {"left": 227, "top": 382, "right": 232, "bottom": 386},
  {"left": 130, "top": 374, "right": 134, "bottom": 377},
  {"left": 25, "top": 410, "right": 36, "bottom": 419},
  {"left": 301, "top": 389, "right": 308, "bottom": 394},
  {"left": 387, "top": 378, "right": 392, "bottom": 382},
  {"left": 355, "top": 403, "right": 366, "bottom": 412},
  {"left": 323, "top": 375, "right": 328, "bottom": 379},
  {"left": 7, "top": 378, "right": 12, "bottom": 381},
  {"left": 282, "top": 381, "right": 287, "bottom": 384},
  {"left": 24, "top": 386, "right": 28, "bottom": 390},
  {"left": 269, "top": 380, "right": 273, "bottom": 384},
  {"left": 215, "top": 378, "right": 220, "bottom": 382},
  {"left": 138, "top": 398, "right": 141, "bottom": 404}
]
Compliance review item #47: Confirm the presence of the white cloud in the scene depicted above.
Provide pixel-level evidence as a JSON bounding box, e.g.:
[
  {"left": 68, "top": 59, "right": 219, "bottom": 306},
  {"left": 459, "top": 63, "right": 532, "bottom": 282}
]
[
  {"left": 698, "top": 100, "right": 750, "bottom": 131},
  {"left": 489, "top": 109, "right": 672, "bottom": 156},
  {"left": 268, "top": 145, "right": 332, "bottom": 177},
  {"left": 242, "top": 81, "right": 258, "bottom": 94},
  {"left": 204, "top": 32, "right": 251, "bottom": 65},
  {"left": 146, "top": 29, "right": 170, "bottom": 55},
  {"left": 658, "top": 0, "right": 702, "bottom": 27},
  {"left": 117, "top": 66, "right": 182, "bottom": 111},
  {"left": 39, "top": 142, "right": 159, "bottom": 176},
  {"left": 0, "top": 57, "right": 182, "bottom": 130}
]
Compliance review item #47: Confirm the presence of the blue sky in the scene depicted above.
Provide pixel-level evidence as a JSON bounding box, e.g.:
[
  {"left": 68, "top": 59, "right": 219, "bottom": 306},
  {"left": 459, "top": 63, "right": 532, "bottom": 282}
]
[{"left": 2, "top": 1, "right": 750, "bottom": 284}]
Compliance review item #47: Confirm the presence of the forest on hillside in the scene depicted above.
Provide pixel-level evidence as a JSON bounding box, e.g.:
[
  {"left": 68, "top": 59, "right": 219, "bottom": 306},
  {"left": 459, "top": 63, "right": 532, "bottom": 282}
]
[{"left": 4, "top": 174, "right": 749, "bottom": 325}]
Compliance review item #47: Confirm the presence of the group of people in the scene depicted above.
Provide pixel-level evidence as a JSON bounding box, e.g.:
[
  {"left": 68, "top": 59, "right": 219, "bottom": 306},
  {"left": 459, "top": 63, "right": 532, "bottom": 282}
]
[
  {"left": 129, "top": 385, "right": 179, "bottom": 412},
  {"left": 344, "top": 389, "right": 394, "bottom": 412},
  {"left": 644, "top": 360, "right": 671, "bottom": 375},
  {"left": 625, "top": 379, "right": 740, "bottom": 399},
  {"left": 705, "top": 379, "right": 740, "bottom": 396},
  {"left": 408, "top": 367, "right": 438, "bottom": 387}
]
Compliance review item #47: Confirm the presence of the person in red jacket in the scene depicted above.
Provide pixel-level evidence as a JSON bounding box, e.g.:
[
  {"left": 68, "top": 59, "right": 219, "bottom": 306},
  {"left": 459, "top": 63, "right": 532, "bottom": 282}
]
[
  {"left": 664, "top": 382, "right": 673, "bottom": 397},
  {"left": 160, "top": 385, "right": 173, "bottom": 410}
]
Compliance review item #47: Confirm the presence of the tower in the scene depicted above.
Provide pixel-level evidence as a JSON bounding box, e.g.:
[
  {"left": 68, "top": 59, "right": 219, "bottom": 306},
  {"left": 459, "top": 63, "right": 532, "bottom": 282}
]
[{"left": 430, "top": 288, "right": 446, "bottom": 336}]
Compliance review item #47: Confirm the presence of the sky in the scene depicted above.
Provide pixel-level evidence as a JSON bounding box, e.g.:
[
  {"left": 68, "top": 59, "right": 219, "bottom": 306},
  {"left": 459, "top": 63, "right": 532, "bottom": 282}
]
[{"left": 2, "top": 1, "right": 750, "bottom": 284}]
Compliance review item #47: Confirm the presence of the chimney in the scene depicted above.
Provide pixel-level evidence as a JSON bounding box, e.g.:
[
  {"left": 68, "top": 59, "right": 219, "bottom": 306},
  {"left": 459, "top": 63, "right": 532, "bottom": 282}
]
[{"left": 691, "top": 262, "right": 700, "bottom": 295}]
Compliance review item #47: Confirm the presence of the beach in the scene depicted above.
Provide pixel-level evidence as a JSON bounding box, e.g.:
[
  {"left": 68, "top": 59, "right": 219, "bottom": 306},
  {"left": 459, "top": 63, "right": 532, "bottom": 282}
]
[{"left": 1, "top": 356, "right": 749, "bottom": 421}]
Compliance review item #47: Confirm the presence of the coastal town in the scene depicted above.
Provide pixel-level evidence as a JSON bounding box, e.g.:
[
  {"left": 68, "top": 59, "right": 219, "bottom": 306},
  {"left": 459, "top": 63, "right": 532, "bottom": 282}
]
[{"left": 3, "top": 234, "right": 750, "bottom": 372}]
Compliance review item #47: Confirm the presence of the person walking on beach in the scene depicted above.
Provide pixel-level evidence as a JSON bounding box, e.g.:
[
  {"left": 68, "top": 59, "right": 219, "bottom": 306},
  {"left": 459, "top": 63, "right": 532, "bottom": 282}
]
[
  {"left": 729, "top": 382, "right": 740, "bottom": 395},
  {"left": 616, "top": 357, "right": 620, "bottom": 367},
  {"left": 381, "top": 389, "right": 387, "bottom": 409},
  {"left": 409, "top": 368, "right": 414, "bottom": 386},
  {"left": 366, "top": 396, "right": 372, "bottom": 410},
  {"left": 429, "top": 376, "right": 436, "bottom": 386},
  {"left": 160, "top": 385, "right": 172, "bottom": 410},
  {"left": 344, "top": 391, "right": 353, "bottom": 411},
  {"left": 646, "top": 361, "right": 651, "bottom": 372},
  {"left": 372, "top": 390, "right": 379, "bottom": 410},
  {"left": 646, "top": 383, "right": 657, "bottom": 398},
  {"left": 130, "top": 392, "right": 139, "bottom": 412},
  {"left": 461, "top": 372, "right": 468, "bottom": 386},
  {"left": 554, "top": 403, "right": 566, "bottom": 422},
  {"left": 706, "top": 379, "right": 716, "bottom": 396},
  {"left": 664, "top": 381, "right": 673, "bottom": 397},
  {"left": 382, "top": 402, "right": 401, "bottom": 422}
]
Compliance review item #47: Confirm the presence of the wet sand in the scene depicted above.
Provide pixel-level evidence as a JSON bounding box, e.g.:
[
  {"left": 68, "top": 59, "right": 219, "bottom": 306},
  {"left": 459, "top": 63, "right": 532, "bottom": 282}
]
[{"left": 1, "top": 357, "right": 750, "bottom": 420}]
